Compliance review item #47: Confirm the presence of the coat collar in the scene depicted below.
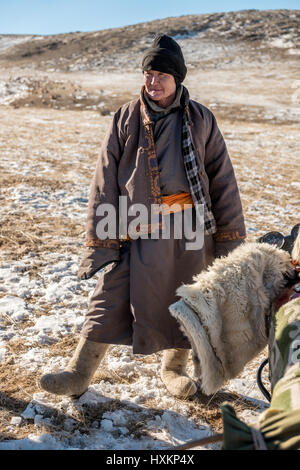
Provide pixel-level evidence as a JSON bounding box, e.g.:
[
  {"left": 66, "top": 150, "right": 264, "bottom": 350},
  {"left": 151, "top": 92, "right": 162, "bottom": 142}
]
[
  {"left": 143, "top": 85, "right": 183, "bottom": 114},
  {"left": 139, "top": 85, "right": 190, "bottom": 125}
]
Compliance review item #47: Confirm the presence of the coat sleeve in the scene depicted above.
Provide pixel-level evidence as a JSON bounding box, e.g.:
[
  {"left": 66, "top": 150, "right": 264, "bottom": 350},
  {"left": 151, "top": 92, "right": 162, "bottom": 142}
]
[
  {"left": 204, "top": 111, "right": 246, "bottom": 253},
  {"left": 86, "top": 108, "right": 125, "bottom": 245},
  {"left": 78, "top": 108, "right": 126, "bottom": 279}
]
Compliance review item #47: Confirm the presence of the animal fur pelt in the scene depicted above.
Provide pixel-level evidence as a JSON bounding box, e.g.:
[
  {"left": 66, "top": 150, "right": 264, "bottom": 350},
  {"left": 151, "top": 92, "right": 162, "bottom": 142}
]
[{"left": 169, "top": 242, "right": 292, "bottom": 396}]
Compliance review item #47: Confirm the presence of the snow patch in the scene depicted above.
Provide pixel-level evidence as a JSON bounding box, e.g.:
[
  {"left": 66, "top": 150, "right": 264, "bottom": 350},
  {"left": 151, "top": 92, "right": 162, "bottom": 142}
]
[
  {"left": 0, "top": 296, "right": 28, "bottom": 321},
  {"left": 0, "top": 433, "right": 65, "bottom": 450}
]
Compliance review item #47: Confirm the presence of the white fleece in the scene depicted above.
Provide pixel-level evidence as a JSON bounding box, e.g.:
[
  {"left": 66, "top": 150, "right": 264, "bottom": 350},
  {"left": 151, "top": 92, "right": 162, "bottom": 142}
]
[{"left": 169, "top": 242, "right": 291, "bottom": 395}]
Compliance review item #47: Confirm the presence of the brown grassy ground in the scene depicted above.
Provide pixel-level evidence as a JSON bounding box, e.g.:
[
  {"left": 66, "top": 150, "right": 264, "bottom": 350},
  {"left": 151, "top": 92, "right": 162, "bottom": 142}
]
[{"left": 0, "top": 14, "right": 299, "bottom": 443}]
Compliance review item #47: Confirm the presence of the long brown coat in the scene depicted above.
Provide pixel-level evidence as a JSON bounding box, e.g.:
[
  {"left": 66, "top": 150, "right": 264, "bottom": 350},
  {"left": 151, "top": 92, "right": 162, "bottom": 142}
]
[
  {"left": 79, "top": 87, "right": 246, "bottom": 354},
  {"left": 85, "top": 87, "right": 245, "bottom": 251}
]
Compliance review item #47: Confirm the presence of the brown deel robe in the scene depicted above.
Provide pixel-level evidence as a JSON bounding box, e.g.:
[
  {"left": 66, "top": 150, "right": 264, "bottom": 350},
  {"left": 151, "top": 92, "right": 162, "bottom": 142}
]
[{"left": 81, "top": 87, "right": 246, "bottom": 354}]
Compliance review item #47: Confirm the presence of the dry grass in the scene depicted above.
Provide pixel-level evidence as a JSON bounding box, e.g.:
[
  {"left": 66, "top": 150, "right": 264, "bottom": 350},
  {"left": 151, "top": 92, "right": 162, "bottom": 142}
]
[
  {"left": 94, "top": 369, "right": 140, "bottom": 386},
  {"left": 47, "top": 335, "right": 79, "bottom": 357},
  {"left": 188, "top": 390, "right": 260, "bottom": 432},
  {"left": 0, "top": 331, "right": 268, "bottom": 444},
  {"left": 0, "top": 339, "right": 139, "bottom": 442},
  {"left": 0, "top": 364, "right": 39, "bottom": 441},
  {"left": 214, "top": 104, "right": 299, "bottom": 126},
  {"left": 0, "top": 212, "right": 84, "bottom": 259},
  {"left": 0, "top": 173, "right": 68, "bottom": 191},
  {"left": 6, "top": 339, "right": 32, "bottom": 355},
  {"left": 7, "top": 77, "right": 135, "bottom": 114},
  {"left": 0, "top": 358, "right": 160, "bottom": 442}
]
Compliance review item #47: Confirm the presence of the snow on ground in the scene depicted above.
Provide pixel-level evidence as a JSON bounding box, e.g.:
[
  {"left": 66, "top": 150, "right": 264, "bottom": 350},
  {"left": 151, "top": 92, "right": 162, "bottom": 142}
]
[
  {"left": 0, "top": 35, "right": 38, "bottom": 54},
  {"left": 0, "top": 47, "right": 299, "bottom": 449},
  {"left": 0, "top": 77, "right": 31, "bottom": 105}
]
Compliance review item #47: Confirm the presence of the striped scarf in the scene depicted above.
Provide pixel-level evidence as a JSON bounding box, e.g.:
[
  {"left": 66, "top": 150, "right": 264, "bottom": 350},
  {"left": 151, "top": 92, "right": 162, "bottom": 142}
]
[{"left": 181, "top": 92, "right": 216, "bottom": 235}]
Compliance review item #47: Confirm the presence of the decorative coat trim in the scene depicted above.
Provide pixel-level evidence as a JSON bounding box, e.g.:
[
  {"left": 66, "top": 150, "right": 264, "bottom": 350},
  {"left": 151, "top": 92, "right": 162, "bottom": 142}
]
[
  {"left": 140, "top": 95, "right": 163, "bottom": 207},
  {"left": 213, "top": 230, "right": 247, "bottom": 242},
  {"left": 86, "top": 238, "right": 120, "bottom": 249}
]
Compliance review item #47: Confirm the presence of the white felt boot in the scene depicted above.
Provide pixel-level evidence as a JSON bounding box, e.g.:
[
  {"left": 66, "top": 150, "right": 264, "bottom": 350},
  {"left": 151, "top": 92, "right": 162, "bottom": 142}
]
[
  {"left": 40, "top": 338, "right": 108, "bottom": 397},
  {"left": 161, "top": 348, "right": 197, "bottom": 398}
]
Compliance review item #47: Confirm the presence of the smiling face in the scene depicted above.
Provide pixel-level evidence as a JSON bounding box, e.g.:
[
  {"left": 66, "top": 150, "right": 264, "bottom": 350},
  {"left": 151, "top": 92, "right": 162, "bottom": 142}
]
[{"left": 144, "top": 70, "right": 177, "bottom": 108}]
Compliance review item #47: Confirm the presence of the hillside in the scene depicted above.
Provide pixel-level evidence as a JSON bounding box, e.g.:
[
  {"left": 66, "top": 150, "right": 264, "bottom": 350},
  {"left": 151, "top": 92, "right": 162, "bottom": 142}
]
[{"left": 0, "top": 9, "right": 299, "bottom": 72}]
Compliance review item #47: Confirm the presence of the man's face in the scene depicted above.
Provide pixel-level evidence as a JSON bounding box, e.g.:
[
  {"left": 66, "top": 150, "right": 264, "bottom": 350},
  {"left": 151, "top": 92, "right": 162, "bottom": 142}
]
[{"left": 144, "top": 70, "right": 176, "bottom": 104}]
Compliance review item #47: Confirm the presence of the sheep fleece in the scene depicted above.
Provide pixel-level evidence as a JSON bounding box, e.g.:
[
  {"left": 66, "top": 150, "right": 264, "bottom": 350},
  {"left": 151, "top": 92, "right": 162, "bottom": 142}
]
[{"left": 169, "top": 242, "right": 291, "bottom": 395}]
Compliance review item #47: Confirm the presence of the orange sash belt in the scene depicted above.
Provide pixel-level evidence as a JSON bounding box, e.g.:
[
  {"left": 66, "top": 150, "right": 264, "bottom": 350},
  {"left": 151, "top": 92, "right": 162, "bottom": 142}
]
[
  {"left": 161, "top": 192, "right": 194, "bottom": 214},
  {"left": 121, "top": 192, "right": 194, "bottom": 241},
  {"left": 86, "top": 193, "right": 195, "bottom": 245}
]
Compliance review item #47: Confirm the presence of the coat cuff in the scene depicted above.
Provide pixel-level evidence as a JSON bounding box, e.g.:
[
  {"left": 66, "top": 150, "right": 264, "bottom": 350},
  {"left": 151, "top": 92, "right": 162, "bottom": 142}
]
[
  {"left": 85, "top": 238, "right": 121, "bottom": 249},
  {"left": 78, "top": 246, "right": 121, "bottom": 280},
  {"left": 213, "top": 229, "right": 246, "bottom": 242}
]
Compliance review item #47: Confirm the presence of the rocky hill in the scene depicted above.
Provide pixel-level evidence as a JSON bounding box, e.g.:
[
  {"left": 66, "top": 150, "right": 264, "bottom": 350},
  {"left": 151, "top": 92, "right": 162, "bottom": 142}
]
[{"left": 0, "top": 9, "right": 299, "bottom": 72}]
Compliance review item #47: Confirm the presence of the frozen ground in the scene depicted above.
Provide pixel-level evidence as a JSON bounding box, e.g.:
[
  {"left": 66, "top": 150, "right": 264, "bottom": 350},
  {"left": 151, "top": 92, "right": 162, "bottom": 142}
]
[
  {"left": 0, "top": 105, "right": 298, "bottom": 450},
  {"left": 0, "top": 10, "right": 299, "bottom": 450}
]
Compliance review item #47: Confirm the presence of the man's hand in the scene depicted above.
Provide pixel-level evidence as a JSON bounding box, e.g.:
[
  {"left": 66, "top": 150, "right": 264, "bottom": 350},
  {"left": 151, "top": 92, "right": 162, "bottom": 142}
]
[{"left": 77, "top": 246, "right": 120, "bottom": 280}]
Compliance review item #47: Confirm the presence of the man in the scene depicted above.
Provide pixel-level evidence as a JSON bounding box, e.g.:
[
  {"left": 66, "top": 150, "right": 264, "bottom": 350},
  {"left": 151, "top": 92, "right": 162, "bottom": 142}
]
[{"left": 40, "top": 34, "right": 246, "bottom": 399}]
